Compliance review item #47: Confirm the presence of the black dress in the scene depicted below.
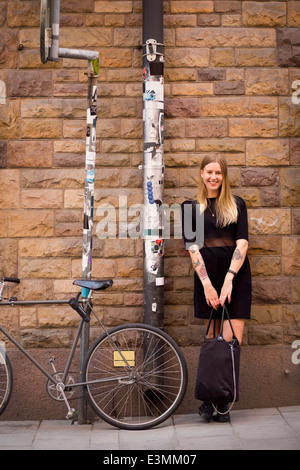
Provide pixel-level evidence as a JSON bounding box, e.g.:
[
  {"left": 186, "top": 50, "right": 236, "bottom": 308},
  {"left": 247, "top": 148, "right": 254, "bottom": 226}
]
[{"left": 181, "top": 196, "right": 252, "bottom": 320}]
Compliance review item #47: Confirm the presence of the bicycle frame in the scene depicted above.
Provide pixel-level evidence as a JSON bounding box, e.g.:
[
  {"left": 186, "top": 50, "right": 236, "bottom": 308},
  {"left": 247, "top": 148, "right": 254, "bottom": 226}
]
[
  {"left": 0, "top": 297, "right": 135, "bottom": 388},
  {"left": 0, "top": 299, "right": 84, "bottom": 387}
]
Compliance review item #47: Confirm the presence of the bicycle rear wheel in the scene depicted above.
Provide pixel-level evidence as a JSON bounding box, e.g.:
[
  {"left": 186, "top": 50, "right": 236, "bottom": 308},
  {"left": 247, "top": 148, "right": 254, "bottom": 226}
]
[
  {"left": 83, "top": 323, "right": 188, "bottom": 430},
  {"left": 0, "top": 346, "right": 13, "bottom": 416}
]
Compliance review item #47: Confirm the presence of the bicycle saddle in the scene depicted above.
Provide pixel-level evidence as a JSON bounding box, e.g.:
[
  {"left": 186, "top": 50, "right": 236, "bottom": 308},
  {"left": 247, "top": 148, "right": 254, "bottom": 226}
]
[{"left": 73, "top": 279, "right": 113, "bottom": 291}]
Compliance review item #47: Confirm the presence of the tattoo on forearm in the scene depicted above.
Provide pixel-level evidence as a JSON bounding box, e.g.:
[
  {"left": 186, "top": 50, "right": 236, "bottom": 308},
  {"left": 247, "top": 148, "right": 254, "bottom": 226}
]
[
  {"left": 199, "top": 265, "right": 208, "bottom": 280},
  {"left": 232, "top": 248, "right": 243, "bottom": 260},
  {"left": 189, "top": 244, "right": 199, "bottom": 253},
  {"left": 193, "top": 258, "right": 201, "bottom": 269}
]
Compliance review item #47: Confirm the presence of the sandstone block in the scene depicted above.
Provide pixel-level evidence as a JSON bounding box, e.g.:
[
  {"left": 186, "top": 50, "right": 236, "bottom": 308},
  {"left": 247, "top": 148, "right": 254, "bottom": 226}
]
[
  {"left": 245, "top": 69, "right": 289, "bottom": 96},
  {"left": 0, "top": 238, "right": 18, "bottom": 279},
  {"left": 9, "top": 210, "right": 54, "bottom": 237},
  {"left": 60, "top": 27, "right": 112, "bottom": 48},
  {"left": 235, "top": 48, "right": 277, "bottom": 67},
  {"left": 7, "top": 71, "right": 52, "bottom": 97},
  {"left": 19, "top": 258, "right": 70, "bottom": 278},
  {"left": 291, "top": 139, "right": 300, "bottom": 165},
  {"left": 103, "top": 307, "right": 141, "bottom": 327},
  {"left": 61, "top": 0, "right": 93, "bottom": 13},
  {"left": 38, "top": 306, "right": 79, "bottom": 328},
  {"left": 0, "top": 211, "right": 8, "bottom": 237},
  {"left": 252, "top": 278, "right": 291, "bottom": 304},
  {"left": 19, "top": 237, "right": 82, "bottom": 258},
  {"left": 282, "top": 237, "right": 300, "bottom": 276},
  {"left": 21, "top": 99, "right": 86, "bottom": 118},
  {"left": 72, "top": 258, "right": 116, "bottom": 278},
  {"left": 0, "top": 100, "right": 20, "bottom": 139},
  {"left": 94, "top": 1, "right": 133, "bottom": 13},
  {"left": 248, "top": 326, "right": 282, "bottom": 345},
  {"left": 277, "top": 28, "right": 300, "bottom": 67},
  {"left": 176, "top": 27, "right": 276, "bottom": 48},
  {"left": 100, "top": 48, "right": 132, "bottom": 68},
  {"left": 8, "top": 1, "right": 40, "bottom": 27},
  {"left": 279, "top": 97, "right": 300, "bottom": 137},
  {"left": 21, "top": 169, "right": 84, "bottom": 189},
  {"left": 20, "top": 329, "right": 73, "bottom": 348},
  {"left": 229, "top": 118, "right": 277, "bottom": 137},
  {"left": 280, "top": 168, "right": 300, "bottom": 206},
  {"left": 172, "top": 83, "right": 212, "bottom": 96},
  {"left": 0, "top": 169, "right": 19, "bottom": 208},
  {"left": 117, "top": 258, "right": 143, "bottom": 277},
  {"left": 211, "top": 49, "right": 234, "bottom": 67},
  {"left": 250, "top": 305, "right": 281, "bottom": 324},
  {"left": 54, "top": 209, "right": 82, "bottom": 237},
  {"left": 248, "top": 235, "right": 281, "bottom": 255},
  {"left": 21, "top": 119, "right": 62, "bottom": 139},
  {"left": 249, "top": 256, "right": 281, "bottom": 276},
  {"left": 241, "top": 168, "right": 279, "bottom": 187},
  {"left": 246, "top": 139, "right": 289, "bottom": 166},
  {"left": 214, "top": 81, "right": 244, "bottom": 94},
  {"left": 248, "top": 209, "right": 291, "bottom": 235},
  {"left": 171, "top": 1, "right": 213, "bottom": 13},
  {"left": 186, "top": 118, "right": 227, "bottom": 138},
  {"left": 201, "top": 97, "right": 277, "bottom": 117},
  {"left": 166, "top": 48, "right": 209, "bottom": 68},
  {"left": 8, "top": 141, "right": 52, "bottom": 167},
  {"left": 0, "top": 141, "right": 7, "bottom": 168},
  {"left": 288, "top": 1, "right": 300, "bottom": 28},
  {"left": 242, "top": 2, "right": 286, "bottom": 27},
  {"left": 0, "top": 30, "right": 19, "bottom": 68},
  {"left": 283, "top": 305, "right": 300, "bottom": 343},
  {"left": 21, "top": 189, "right": 63, "bottom": 209}
]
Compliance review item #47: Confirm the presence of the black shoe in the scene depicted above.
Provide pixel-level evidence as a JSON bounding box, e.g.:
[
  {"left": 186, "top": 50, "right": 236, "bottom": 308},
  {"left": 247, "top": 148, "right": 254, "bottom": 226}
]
[
  {"left": 198, "top": 402, "right": 214, "bottom": 422},
  {"left": 213, "top": 403, "right": 231, "bottom": 423}
]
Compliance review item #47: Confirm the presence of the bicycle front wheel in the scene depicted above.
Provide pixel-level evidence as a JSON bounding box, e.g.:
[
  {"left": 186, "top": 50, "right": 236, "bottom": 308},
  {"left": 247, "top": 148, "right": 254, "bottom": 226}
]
[
  {"left": 0, "top": 346, "right": 13, "bottom": 416},
  {"left": 83, "top": 323, "right": 188, "bottom": 430}
]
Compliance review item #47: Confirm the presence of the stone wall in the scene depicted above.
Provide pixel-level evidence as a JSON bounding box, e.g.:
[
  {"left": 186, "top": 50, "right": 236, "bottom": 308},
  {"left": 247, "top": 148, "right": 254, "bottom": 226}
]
[{"left": 0, "top": 1, "right": 299, "bottom": 415}]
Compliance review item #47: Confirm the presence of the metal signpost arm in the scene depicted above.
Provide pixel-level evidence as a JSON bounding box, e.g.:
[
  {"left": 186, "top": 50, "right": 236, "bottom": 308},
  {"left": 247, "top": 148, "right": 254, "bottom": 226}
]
[{"left": 142, "top": 0, "right": 165, "bottom": 329}]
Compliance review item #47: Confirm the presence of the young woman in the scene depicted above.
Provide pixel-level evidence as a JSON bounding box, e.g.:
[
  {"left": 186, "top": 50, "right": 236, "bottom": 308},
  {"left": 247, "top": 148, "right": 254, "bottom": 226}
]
[{"left": 181, "top": 155, "right": 252, "bottom": 423}]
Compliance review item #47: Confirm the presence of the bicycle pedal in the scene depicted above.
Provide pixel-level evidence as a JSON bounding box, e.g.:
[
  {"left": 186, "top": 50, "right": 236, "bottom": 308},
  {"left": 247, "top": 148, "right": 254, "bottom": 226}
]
[{"left": 66, "top": 408, "right": 76, "bottom": 420}]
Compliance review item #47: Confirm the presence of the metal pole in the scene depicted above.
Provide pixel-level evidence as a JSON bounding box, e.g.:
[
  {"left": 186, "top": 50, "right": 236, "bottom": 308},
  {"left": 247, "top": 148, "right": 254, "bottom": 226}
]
[
  {"left": 142, "top": 0, "right": 164, "bottom": 329},
  {"left": 49, "top": 0, "right": 60, "bottom": 61},
  {"left": 77, "top": 58, "right": 99, "bottom": 424},
  {"left": 41, "top": 0, "right": 99, "bottom": 424}
]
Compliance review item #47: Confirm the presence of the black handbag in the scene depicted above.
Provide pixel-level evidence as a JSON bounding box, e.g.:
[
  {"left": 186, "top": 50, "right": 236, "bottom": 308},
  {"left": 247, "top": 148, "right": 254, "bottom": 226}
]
[{"left": 195, "top": 305, "right": 240, "bottom": 410}]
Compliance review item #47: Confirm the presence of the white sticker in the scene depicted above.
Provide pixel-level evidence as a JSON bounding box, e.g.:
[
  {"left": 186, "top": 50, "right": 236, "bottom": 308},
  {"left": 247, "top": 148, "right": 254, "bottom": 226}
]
[{"left": 156, "top": 277, "right": 164, "bottom": 286}]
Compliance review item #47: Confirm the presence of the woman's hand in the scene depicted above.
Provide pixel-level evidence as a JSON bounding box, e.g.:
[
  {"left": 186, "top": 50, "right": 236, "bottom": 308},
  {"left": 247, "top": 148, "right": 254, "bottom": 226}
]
[
  {"left": 219, "top": 273, "right": 234, "bottom": 306},
  {"left": 202, "top": 280, "right": 220, "bottom": 310}
]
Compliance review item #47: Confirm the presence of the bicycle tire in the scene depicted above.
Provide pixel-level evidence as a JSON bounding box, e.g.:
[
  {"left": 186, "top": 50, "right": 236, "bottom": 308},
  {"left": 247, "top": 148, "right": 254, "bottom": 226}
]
[
  {"left": 0, "top": 346, "right": 13, "bottom": 417},
  {"left": 83, "top": 323, "right": 188, "bottom": 430}
]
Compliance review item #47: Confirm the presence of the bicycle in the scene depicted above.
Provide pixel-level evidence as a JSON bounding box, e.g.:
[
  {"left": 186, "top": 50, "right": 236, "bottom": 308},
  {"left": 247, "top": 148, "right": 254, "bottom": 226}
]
[{"left": 0, "top": 277, "right": 188, "bottom": 430}]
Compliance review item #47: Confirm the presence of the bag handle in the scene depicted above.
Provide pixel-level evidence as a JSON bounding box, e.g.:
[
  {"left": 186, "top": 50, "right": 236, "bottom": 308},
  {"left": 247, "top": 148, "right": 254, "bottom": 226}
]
[{"left": 204, "top": 304, "right": 237, "bottom": 341}]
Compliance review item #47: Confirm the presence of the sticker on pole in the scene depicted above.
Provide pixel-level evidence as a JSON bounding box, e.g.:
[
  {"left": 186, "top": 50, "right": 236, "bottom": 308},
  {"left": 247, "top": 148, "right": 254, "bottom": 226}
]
[
  {"left": 113, "top": 351, "right": 135, "bottom": 367},
  {"left": 40, "top": 0, "right": 51, "bottom": 64}
]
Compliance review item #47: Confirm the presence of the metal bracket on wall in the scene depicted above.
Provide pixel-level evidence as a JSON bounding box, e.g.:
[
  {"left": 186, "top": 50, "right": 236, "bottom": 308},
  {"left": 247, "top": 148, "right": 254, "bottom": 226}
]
[{"left": 143, "top": 39, "right": 164, "bottom": 62}]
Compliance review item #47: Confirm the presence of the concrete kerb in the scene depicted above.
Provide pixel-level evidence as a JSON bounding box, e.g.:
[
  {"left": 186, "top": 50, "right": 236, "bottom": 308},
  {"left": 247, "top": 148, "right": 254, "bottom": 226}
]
[{"left": 0, "top": 406, "right": 299, "bottom": 451}]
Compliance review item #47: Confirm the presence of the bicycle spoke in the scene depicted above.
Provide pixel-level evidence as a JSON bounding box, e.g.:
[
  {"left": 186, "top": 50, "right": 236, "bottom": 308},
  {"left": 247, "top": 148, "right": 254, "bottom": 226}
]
[{"left": 84, "top": 324, "right": 187, "bottom": 429}]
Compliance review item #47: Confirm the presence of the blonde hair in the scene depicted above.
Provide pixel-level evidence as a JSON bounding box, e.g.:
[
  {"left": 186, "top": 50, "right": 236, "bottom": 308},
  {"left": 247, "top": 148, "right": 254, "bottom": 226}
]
[{"left": 197, "top": 155, "right": 238, "bottom": 227}]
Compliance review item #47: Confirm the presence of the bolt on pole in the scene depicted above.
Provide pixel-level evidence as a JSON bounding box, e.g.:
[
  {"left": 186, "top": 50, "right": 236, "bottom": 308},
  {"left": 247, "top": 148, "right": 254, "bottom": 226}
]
[{"left": 142, "top": 0, "right": 165, "bottom": 329}]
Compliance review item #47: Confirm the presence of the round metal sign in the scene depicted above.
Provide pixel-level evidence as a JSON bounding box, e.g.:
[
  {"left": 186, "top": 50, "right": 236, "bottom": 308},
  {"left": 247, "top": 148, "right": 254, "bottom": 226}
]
[{"left": 40, "top": 0, "right": 51, "bottom": 64}]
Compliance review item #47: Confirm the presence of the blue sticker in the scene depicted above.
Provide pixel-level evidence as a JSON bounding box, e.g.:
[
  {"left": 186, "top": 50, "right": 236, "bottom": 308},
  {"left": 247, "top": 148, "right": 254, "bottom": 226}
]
[{"left": 86, "top": 169, "right": 95, "bottom": 183}]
